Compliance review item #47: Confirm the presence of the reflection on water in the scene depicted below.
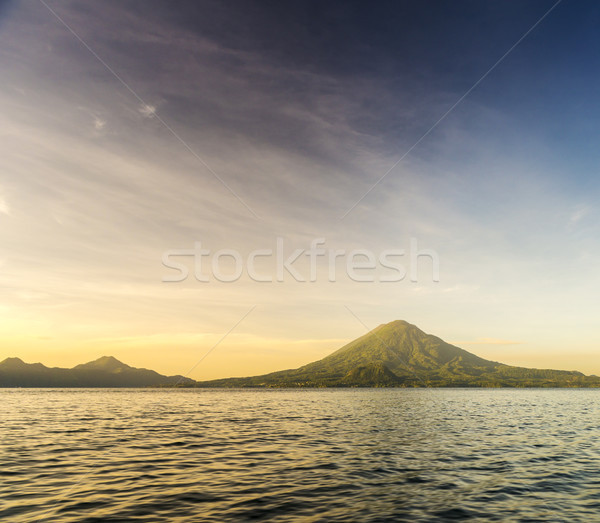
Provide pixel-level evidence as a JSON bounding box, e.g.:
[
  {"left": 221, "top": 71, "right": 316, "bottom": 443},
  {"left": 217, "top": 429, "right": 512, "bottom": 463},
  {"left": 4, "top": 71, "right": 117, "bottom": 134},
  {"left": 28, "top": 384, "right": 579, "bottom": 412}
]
[{"left": 2, "top": 388, "right": 599, "bottom": 521}]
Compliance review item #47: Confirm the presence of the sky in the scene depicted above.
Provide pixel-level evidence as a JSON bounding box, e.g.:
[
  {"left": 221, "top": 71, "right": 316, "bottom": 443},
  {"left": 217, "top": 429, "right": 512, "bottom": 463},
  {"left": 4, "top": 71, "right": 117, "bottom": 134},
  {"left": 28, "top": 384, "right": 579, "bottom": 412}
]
[{"left": 1, "top": 0, "right": 599, "bottom": 379}]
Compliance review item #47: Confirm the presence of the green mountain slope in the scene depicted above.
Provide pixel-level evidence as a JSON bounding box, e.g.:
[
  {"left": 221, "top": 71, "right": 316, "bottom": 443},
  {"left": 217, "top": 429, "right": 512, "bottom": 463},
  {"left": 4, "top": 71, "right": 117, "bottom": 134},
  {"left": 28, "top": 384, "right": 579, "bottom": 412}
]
[
  {"left": 197, "top": 320, "right": 599, "bottom": 388},
  {"left": 0, "top": 356, "right": 195, "bottom": 387}
]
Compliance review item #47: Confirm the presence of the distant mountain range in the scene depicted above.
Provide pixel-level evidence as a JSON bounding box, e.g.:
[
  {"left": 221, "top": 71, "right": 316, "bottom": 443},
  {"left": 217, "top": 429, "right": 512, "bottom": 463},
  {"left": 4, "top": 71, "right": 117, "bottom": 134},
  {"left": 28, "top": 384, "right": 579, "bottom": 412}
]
[
  {"left": 2, "top": 321, "right": 599, "bottom": 387},
  {"left": 0, "top": 356, "right": 194, "bottom": 387}
]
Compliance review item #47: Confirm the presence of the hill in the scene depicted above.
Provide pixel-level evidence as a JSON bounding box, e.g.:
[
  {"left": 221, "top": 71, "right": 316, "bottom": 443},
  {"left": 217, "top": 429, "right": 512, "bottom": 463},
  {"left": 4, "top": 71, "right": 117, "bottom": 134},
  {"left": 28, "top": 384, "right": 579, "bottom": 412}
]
[
  {"left": 0, "top": 356, "right": 195, "bottom": 387},
  {"left": 196, "top": 320, "right": 600, "bottom": 388}
]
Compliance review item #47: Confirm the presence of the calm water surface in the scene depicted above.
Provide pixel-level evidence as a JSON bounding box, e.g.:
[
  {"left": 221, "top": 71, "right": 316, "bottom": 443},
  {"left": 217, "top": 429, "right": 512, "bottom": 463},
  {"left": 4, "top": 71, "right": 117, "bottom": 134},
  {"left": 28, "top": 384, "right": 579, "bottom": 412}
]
[{"left": 1, "top": 388, "right": 599, "bottom": 522}]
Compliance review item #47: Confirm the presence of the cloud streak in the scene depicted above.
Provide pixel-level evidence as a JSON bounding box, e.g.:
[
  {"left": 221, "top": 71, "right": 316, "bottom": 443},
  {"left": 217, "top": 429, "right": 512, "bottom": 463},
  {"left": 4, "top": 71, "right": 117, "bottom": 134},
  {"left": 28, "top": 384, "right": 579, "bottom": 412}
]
[
  {"left": 0, "top": 196, "right": 9, "bottom": 215},
  {"left": 455, "top": 338, "right": 523, "bottom": 346}
]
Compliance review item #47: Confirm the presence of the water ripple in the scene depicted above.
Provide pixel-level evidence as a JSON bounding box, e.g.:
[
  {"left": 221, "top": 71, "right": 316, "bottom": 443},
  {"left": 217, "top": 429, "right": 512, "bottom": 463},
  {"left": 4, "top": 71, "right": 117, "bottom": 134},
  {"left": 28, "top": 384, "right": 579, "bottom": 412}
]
[{"left": 1, "top": 388, "right": 599, "bottom": 522}]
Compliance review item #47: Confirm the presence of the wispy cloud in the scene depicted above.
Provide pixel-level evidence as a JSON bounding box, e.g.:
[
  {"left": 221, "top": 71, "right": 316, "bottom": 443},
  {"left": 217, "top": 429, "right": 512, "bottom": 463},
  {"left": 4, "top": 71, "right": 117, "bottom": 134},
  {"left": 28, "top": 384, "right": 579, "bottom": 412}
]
[
  {"left": 569, "top": 204, "right": 589, "bottom": 225},
  {"left": 93, "top": 116, "right": 106, "bottom": 131},
  {"left": 455, "top": 338, "right": 523, "bottom": 346},
  {"left": 138, "top": 103, "right": 156, "bottom": 118},
  {"left": 0, "top": 196, "right": 10, "bottom": 215}
]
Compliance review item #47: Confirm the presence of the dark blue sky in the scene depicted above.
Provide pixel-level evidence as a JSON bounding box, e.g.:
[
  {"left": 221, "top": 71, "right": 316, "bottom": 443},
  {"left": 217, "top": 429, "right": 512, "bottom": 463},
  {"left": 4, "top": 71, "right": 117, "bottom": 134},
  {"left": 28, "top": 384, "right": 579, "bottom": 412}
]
[{"left": 145, "top": 0, "right": 600, "bottom": 187}]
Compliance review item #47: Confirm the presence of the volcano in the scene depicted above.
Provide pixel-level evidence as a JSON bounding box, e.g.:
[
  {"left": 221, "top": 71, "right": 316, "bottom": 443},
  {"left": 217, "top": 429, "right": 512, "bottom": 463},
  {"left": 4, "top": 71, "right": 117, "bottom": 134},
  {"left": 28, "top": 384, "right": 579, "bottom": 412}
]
[{"left": 197, "top": 320, "right": 598, "bottom": 387}]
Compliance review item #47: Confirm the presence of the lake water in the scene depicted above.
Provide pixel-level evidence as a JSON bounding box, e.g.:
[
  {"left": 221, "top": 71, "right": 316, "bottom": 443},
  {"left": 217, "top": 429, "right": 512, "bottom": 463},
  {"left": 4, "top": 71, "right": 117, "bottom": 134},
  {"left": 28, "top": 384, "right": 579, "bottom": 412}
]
[{"left": 1, "top": 388, "right": 599, "bottom": 522}]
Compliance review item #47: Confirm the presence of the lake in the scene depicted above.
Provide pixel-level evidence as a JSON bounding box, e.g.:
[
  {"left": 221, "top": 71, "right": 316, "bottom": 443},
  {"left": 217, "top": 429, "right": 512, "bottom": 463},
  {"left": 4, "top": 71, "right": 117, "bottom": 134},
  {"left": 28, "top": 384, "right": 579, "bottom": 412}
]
[{"left": 2, "top": 388, "right": 599, "bottom": 521}]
